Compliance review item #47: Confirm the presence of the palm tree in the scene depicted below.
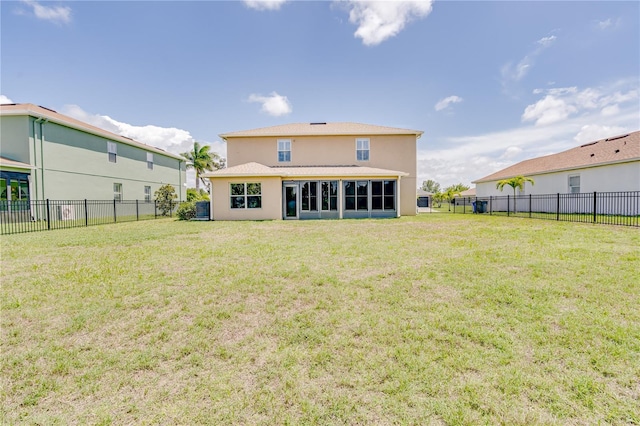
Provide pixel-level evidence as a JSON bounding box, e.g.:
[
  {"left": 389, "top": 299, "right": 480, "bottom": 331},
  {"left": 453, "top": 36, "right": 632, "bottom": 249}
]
[
  {"left": 496, "top": 176, "right": 535, "bottom": 197},
  {"left": 181, "top": 142, "right": 224, "bottom": 191}
]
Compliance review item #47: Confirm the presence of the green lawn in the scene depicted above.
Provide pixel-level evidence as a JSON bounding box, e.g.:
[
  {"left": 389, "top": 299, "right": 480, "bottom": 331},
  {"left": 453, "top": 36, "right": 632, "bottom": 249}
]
[{"left": 2, "top": 215, "right": 639, "bottom": 425}]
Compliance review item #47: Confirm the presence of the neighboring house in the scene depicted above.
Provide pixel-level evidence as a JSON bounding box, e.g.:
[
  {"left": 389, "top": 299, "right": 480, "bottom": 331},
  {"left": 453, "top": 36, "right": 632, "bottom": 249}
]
[
  {"left": 202, "top": 122, "right": 422, "bottom": 220},
  {"left": 459, "top": 188, "right": 476, "bottom": 197},
  {"left": 417, "top": 189, "right": 432, "bottom": 207},
  {"left": 474, "top": 131, "right": 640, "bottom": 196},
  {"left": 0, "top": 103, "right": 186, "bottom": 205}
]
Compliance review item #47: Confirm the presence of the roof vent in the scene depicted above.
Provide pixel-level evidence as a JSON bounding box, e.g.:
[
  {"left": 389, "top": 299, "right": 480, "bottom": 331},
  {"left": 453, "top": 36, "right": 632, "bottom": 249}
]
[
  {"left": 310, "top": 122, "right": 326, "bottom": 125},
  {"left": 580, "top": 141, "right": 598, "bottom": 148},
  {"left": 590, "top": 153, "right": 595, "bottom": 157},
  {"left": 605, "top": 134, "right": 629, "bottom": 142},
  {"left": 615, "top": 149, "right": 620, "bottom": 153}
]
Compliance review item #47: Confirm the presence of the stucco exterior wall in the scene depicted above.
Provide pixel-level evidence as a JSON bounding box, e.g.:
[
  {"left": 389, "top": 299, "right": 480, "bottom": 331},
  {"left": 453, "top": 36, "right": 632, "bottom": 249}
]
[
  {"left": 476, "top": 161, "right": 640, "bottom": 196},
  {"left": 0, "top": 116, "right": 30, "bottom": 163},
  {"left": 226, "top": 134, "right": 417, "bottom": 216},
  {"left": 211, "top": 176, "right": 282, "bottom": 221}
]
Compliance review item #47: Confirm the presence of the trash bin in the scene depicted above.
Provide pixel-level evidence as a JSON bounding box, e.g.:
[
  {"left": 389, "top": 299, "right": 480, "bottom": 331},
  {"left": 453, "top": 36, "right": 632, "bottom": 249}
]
[
  {"left": 477, "top": 200, "right": 487, "bottom": 214},
  {"left": 472, "top": 201, "right": 477, "bottom": 213}
]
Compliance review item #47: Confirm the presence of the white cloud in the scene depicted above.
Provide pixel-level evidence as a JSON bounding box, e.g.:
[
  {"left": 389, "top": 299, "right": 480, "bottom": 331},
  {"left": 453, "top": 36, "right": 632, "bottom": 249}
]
[
  {"left": 601, "top": 104, "right": 619, "bottom": 116},
  {"left": 537, "top": 35, "right": 557, "bottom": 47},
  {"left": 500, "top": 146, "right": 523, "bottom": 160},
  {"left": 434, "top": 95, "right": 463, "bottom": 112},
  {"left": 61, "top": 104, "right": 226, "bottom": 188},
  {"left": 0, "top": 95, "right": 14, "bottom": 104},
  {"left": 574, "top": 125, "right": 628, "bottom": 144},
  {"left": 243, "top": 0, "right": 288, "bottom": 11},
  {"left": 598, "top": 18, "right": 612, "bottom": 30},
  {"left": 501, "top": 34, "right": 557, "bottom": 94},
  {"left": 341, "top": 0, "right": 434, "bottom": 46},
  {"left": 416, "top": 82, "right": 638, "bottom": 187},
  {"left": 21, "top": 0, "right": 71, "bottom": 25},
  {"left": 247, "top": 92, "right": 292, "bottom": 116},
  {"left": 522, "top": 84, "right": 638, "bottom": 126}
]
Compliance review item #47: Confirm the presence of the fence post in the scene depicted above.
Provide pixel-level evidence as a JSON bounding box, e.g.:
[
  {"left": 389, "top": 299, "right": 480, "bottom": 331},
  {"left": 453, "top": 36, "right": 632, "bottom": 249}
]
[
  {"left": 556, "top": 193, "right": 560, "bottom": 221},
  {"left": 463, "top": 197, "right": 466, "bottom": 214},
  {"left": 529, "top": 194, "right": 532, "bottom": 218},
  {"left": 113, "top": 199, "right": 117, "bottom": 223},
  {"left": 489, "top": 196, "right": 492, "bottom": 215},
  {"left": 507, "top": 195, "right": 510, "bottom": 216},
  {"left": 593, "top": 191, "right": 597, "bottom": 224},
  {"left": 155, "top": 200, "right": 158, "bottom": 219},
  {"left": 46, "top": 199, "right": 51, "bottom": 230},
  {"left": 84, "top": 199, "right": 88, "bottom": 227},
  {"left": 170, "top": 201, "right": 173, "bottom": 217},
  {"left": 136, "top": 199, "right": 139, "bottom": 221}
]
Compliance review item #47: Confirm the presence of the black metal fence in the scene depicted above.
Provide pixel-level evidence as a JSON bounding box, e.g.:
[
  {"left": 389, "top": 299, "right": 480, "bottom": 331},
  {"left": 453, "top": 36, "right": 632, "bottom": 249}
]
[
  {"left": 0, "top": 199, "right": 178, "bottom": 235},
  {"left": 448, "top": 191, "right": 639, "bottom": 227}
]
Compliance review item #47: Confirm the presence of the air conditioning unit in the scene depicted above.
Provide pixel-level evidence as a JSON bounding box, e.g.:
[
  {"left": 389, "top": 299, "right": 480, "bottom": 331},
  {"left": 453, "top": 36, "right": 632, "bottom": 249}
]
[{"left": 57, "top": 204, "right": 76, "bottom": 221}]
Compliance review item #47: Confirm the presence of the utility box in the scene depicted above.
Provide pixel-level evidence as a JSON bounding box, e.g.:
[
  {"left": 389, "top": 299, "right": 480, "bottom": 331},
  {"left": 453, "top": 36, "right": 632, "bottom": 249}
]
[{"left": 195, "top": 201, "right": 210, "bottom": 220}]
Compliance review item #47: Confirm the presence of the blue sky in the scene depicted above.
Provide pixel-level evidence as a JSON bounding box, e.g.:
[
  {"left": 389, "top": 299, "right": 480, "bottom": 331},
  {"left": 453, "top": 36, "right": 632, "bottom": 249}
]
[{"left": 2, "top": 0, "right": 638, "bottom": 188}]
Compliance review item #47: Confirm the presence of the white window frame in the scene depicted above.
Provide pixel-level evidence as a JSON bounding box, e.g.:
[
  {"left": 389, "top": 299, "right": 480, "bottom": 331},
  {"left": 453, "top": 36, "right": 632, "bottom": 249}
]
[
  {"left": 278, "top": 139, "right": 291, "bottom": 163},
  {"left": 114, "top": 183, "right": 123, "bottom": 202},
  {"left": 107, "top": 142, "right": 117, "bottom": 163},
  {"left": 147, "top": 153, "right": 154, "bottom": 170},
  {"left": 568, "top": 175, "right": 580, "bottom": 194},
  {"left": 356, "top": 138, "right": 370, "bottom": 162},
  {"left": 230, "top": 182, "right": 262, "bottom": 209}
]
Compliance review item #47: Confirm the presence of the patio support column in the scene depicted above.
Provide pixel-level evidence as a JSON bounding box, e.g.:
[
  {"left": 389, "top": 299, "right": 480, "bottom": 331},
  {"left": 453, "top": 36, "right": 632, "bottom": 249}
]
[
  {"left": 338, "top": 179, "right": 343, "bottom": 219},
  {"left": 396, "top": 176, "right": 401, "bottom": 218}
]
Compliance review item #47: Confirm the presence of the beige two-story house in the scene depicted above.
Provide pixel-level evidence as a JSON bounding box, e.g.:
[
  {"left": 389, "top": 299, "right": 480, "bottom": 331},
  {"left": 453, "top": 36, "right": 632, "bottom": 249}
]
[{"left": 202, "top": 122, "right": 422, "bottom": 220}]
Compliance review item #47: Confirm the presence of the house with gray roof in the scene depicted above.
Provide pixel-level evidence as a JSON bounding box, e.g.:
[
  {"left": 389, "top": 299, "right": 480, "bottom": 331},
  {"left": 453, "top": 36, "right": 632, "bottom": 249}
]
[
  {"left": 473, "top": 131, "right": 640, "bottom": 197},
  {"left": 0, "top": 103, "right": 186, "bottom": 206},
  {"left": 202, "top": 122, "right": 422, "bottom": 220}
]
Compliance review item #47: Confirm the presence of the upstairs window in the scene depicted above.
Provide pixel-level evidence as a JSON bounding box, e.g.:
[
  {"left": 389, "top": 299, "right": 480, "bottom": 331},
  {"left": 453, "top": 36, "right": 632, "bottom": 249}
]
[
  {"left": 147, "top": 153, "right": 154, "bottom": 170},
  {"left": 278, "top": 139, "right": 291, "bottom": 162},
  {"left": 356, "top": 138, "right": 369, "bottom": 161},
  {"left": 107, "top": 142, "right": 117, "bottom": 163},
  {"left": 569, "top": 175, "right": 580, "bottom": 193}
]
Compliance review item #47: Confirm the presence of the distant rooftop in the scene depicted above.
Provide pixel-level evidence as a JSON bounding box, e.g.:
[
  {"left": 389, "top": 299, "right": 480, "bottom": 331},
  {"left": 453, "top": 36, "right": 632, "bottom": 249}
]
[{"left": 474, "top": 130, "right": 640, "bottom": 183}]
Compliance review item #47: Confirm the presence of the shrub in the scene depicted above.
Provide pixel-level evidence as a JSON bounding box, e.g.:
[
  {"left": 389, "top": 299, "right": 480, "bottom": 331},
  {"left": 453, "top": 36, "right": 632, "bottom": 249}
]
[
  {"left": 154, "top": 184, "right": 177, "bottom": 216},
  {"left": 177, "top": 201, "right": 196, "bottom": 221}
]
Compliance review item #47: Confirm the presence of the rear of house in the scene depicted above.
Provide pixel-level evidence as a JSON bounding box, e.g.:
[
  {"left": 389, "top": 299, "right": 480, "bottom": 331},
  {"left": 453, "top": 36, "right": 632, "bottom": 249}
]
[{"left": 203, "top": 122, "right": 422, "bottom": 220}]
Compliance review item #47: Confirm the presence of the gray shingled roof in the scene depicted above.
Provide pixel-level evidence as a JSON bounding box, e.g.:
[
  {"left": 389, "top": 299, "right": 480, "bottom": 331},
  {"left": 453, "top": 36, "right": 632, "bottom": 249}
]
[
  {"left": 474, "top": 131, "right": 640, "bottom": 183},
  {"left": 220, "top": 122, "right": 423, "bottom": 138},
  {"left": 0, "top": 103, "right": 185, "bottom": 161}
]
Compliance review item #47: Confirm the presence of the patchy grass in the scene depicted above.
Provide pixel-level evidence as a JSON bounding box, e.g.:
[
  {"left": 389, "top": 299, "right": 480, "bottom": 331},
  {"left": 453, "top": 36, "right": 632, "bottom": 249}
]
[{"left": 2, "top": 214, "right": 639, "bottom": 425}]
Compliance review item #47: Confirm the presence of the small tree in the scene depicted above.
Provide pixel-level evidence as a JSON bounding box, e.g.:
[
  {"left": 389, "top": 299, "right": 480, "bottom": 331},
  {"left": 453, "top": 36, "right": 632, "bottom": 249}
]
[
  {"left": 421, "top": 179, "right": 441, "bottom": 193},
  {"left": 154, "top": 184, "right": 177, "bottom": 216},
  {"left": 186, "top": 188, "right": 210, "bottom": 202},
  {"left": 432, "top": 191, "right": 445, "bottom": 208},
  {"left": 496, "top": 176, "right": 535, "bottom": 197}
]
